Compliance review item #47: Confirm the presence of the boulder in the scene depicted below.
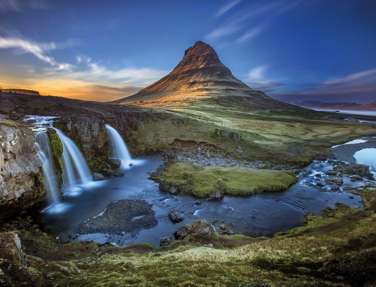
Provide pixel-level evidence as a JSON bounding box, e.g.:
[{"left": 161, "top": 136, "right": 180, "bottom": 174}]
[
  {"left": 160, "top": 236, "right": 173, "bottom": 247},
  {"left": 168, "top": 210, "right": 184, "bottom": 224},
  {"left": 209, "top": 190, "right": 224, "bottom": 201},
  {"left": 174, "top": 220, "right": 217, "bottom": 241},
  {"left": 93, "top": 172, "right": 105, "bottom": 180},
  {"left": 333, "top": 162, "right": 373, "bottom": 180}
]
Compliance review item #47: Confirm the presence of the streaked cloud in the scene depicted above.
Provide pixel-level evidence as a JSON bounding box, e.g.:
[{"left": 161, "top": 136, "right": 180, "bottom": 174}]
[
  {"left": 274, "top": 68, "right": 376, "bottom": 103},
  {"left": 0, "top": 0, "right": 48, "bottom": 12},
  {"left": 0, "top": 36, "right": 72, "bottom": 70},
  {"left": 53, "top": 56, "right": 166, "bottom": 86},
  {"left": 236, "top": 25, "right": 265, "bottom": 43},
  {"left": 206, "top": 0, "right": 302, "bottom": 43},
  {"left": 205, "top": 24, "right": 241, "bottom": 41},
  {"left": 215, "top": 0, "right": 241, "bottom": 17}
]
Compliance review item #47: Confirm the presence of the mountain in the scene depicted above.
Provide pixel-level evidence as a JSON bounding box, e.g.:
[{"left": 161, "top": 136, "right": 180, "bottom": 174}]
[{"left": 115, "top": 41, "right": 295, "bottom": 110}]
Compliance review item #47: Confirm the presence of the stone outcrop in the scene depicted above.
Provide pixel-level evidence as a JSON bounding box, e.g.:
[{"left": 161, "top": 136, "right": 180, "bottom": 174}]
[{"left": 0, "top": 120, "right": 44, "bottom": 218}]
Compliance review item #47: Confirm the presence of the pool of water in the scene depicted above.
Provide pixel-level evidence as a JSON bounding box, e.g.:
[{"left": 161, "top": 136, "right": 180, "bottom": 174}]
[
  {"left": 42, "top": 154, "right": 364, "bottom": 247},
  {"left": 354, "top": 148, "right": 376, "bottom": 176}
]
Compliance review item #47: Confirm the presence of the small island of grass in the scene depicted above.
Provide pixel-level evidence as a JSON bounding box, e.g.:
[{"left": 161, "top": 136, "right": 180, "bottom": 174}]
[{"left": 153, "top": 162, "right": 297, "bottom": 198}]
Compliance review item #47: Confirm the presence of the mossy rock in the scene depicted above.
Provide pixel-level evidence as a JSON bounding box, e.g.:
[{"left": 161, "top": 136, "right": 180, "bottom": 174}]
[
  {"left": 47, "top": 128, "right": 64, "bottom": 187},
  {"left": 153, "top": 162, "right": 297, "bottom": 198}
]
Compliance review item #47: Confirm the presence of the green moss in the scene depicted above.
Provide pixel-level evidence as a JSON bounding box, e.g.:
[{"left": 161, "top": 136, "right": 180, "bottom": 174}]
[
  {"left": 153, "top": 162, "right": 297, "bottom": 198},
  {"left": 0, "top": 119, "right": 19, "bottom": 127},
  {"left": 47, "top": 129, "right": 64, "bottom": 186}
]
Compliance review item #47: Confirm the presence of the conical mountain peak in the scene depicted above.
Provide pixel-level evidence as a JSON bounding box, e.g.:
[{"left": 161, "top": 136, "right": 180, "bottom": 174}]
[
  {"left": 116, "top": 40, "right": 290, "bottom": 110},
  {"left": 171, "top": 41, "right": 227, "bottom": 75}
]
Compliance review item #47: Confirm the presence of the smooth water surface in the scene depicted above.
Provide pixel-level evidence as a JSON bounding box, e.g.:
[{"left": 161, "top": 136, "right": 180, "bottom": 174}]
[{"left": 43, "top": 155, "right": 363, "bottom": 247}]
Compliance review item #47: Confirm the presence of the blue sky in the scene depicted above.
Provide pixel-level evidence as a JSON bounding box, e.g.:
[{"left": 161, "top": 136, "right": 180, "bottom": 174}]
[{"left": 0, "top": 0, "right": 375, "bottom": 102}]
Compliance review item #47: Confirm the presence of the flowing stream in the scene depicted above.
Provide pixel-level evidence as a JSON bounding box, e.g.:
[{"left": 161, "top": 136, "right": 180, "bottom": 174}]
[{"left": 26, "top": 116, "right": 375, "bottom": 247}]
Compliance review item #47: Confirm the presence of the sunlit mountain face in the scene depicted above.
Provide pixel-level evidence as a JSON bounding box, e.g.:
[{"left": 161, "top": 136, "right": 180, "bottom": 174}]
[{"left": 0, "top": 0, "right": 375, "bottom": 104}]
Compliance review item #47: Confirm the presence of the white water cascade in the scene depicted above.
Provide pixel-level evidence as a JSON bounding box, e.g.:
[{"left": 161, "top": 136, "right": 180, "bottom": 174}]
[
  {"left": 24, "top": 115, "right": 71, "bottom": 213},
  {"left": 54, "top": 128, "right": 93, "bottom": 193},
  {"left": 36, "top": 132, "right": 60, "bottom": 205},
  {"left": 105, "top": 124, "right": 134, "bottom": 169}
]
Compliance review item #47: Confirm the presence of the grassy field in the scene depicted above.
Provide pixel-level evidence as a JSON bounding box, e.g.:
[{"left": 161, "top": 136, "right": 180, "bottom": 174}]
[
  {"left": 5, "top": 185, "right": 374, "bottom": 286},
  {"left": 129, "top": 102, "right": 376, "bottom": 166},
  {"left": 153, "top": 162, "right": 297, "bottom": 198}
]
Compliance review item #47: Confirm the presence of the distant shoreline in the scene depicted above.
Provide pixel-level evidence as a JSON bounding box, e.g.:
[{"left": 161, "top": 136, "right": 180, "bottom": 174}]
[{"left": 312, "top": 108, "right": 376, "bottom": 117}]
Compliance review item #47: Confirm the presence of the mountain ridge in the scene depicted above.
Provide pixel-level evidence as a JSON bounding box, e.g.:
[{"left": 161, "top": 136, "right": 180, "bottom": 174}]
[{"left": 115, "top": 41, "right": 295, "bottom": 110}]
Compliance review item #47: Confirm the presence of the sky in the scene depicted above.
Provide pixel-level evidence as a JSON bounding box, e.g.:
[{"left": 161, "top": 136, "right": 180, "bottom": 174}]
[{"left": 0, "top": 0, "right": 375, "bottom": 103}]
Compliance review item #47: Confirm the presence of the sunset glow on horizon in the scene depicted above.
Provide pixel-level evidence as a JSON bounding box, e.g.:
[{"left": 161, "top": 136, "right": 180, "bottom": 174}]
[{"left": 1, "top": 0, "right": 375, "bottom": 103}]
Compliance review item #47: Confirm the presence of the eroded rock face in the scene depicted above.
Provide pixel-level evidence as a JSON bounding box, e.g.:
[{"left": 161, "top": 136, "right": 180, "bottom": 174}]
[{"left": 0, "top": 121, "right": 44, "bottom": 218}]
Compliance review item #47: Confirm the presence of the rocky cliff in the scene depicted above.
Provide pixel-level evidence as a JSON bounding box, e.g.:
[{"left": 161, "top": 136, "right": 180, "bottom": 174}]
[{"left": 0, "top": 119, "right": 44, "bottom": 218}]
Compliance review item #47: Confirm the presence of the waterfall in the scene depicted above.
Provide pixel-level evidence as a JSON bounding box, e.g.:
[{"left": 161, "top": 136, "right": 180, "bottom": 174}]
[
  {"left": 54, "top": 128, "right": 93, "bottom": 192},
  {"left": 105, "top": 124, "right": 133, "bottom": 169},
  {"left": 36, "top": 132, "right": 60, "bottom": 204}
]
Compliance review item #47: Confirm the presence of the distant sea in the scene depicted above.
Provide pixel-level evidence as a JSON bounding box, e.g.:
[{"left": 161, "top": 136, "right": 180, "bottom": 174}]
[{"left": 314, "top": 108, "right": 376, "bottom": 117}]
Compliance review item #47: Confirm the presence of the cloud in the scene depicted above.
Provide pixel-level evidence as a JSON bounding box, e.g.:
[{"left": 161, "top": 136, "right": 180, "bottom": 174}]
[
  {"left": 0, "top": 36, "right": 72, "bottom": 70},
  {"left": 274, "top": 68, "right": 376, "bottom": 104},
  {"left": 205, "top": 23, "right": 241, "bottom": 41},
  {"left": 0, "top": 0, "right": 48, "bottom": 12},
  {"left": 0, "top": 34, "right": 165, "bottom": 100},
  {"left": 215, "top": 0, "right": 241, "bottom": 17},
  {"left": 50, "top": 56, "right": 165, "bottom": 86},
  {"left": 236, "top": 25, "right": 265, "bottom": 43},
  {"left": 206, "top": 0, "right": 302, "bottom": 43},
  {"left": 246, "top": 64, "right": 284, "bottom": 92}
]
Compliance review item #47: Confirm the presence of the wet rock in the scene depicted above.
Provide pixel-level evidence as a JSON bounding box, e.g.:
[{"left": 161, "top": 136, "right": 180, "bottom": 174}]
[
  {"left": 219, "top": 223, "right": 234, "bottom": 235},
  {"left": 208, "top": 180, "right": 225, "bottom": 201},
  {"left": 168, "top": 210, "right": 184, "bottom": 223},
  {"left": 159, "top": 182, "right": 178, "bottom": 195},
  {"left": 327, "top": 170, "right": 338, "bottom": 176},
  {"left": 208, "top": 190, "right": 224, "bottom": 201},
  {"left": 113, "top": 170, "right": 125, "bottom": 177},
  {"left": 160, "top": 236, "right": 173, "bottom": 247},
  {"left": 333, "top": 162, "right": 373, "bottom": 180},
  {"left": 174, "top": 220, "right": 217, "bottom": 241},
  {"left": 108, "top": 158, "right": 122, "bottom": 169},
  {"left": 169, "top": 186, "right": 178, "bottom": 195},
  {"left": 350, "top": 175, "right": 363, "bottom": 182},
  {"left": 326, "top": 176, "right": 343, "bottom": 186},
  {"left": 93, "top": 172, "right": 105, "bottom": 180},
  {"left": 78, "top": 199, "right": 157, "bottom": 234}
]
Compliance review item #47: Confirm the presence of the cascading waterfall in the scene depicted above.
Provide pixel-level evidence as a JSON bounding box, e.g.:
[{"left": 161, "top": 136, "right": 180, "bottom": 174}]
[
  {"left": 54, "top": 128, "right": 93, "bottom": 192},
  {"left": 25, "top": 115, "right": 70, "bottom": 213},
  {"left": 105, "top": 124, "right": 134, "bottom": 169},
  {"left": 36, "top": 132, "right": 60, "bottom": 205}
]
